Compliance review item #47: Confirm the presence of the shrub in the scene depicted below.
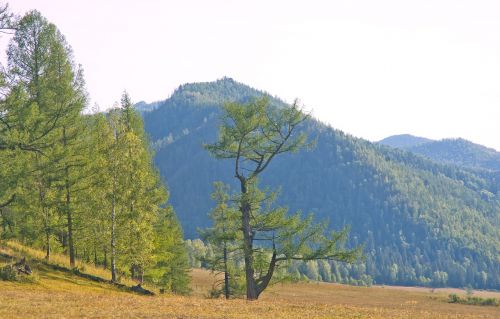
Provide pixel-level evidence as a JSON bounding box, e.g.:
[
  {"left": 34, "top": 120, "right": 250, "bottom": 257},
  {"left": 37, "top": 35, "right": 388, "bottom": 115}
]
[
  {"left": 448, "top": 293, "right": 459, "bottom": 303},
  {"left": 448, "top": 294, "right": 499, "bottom": 307},
  {"left": 0, "top": 265, "right": 17, "bottom": 281}
]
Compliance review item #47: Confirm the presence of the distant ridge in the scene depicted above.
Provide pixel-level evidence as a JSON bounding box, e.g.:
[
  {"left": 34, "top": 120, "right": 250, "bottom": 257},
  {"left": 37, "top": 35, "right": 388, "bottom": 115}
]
[
  {"left": 410, "top": 138, "right": 500, "bottom": 172},
  {"left": 134, "top": 101, "right": 161, "bottom": 113},
  {"left": 378, "top": 134, "right": 433, "bottom": 149},
  {"left": 380, "top": 134, "right": 500, "bottom": 172}
]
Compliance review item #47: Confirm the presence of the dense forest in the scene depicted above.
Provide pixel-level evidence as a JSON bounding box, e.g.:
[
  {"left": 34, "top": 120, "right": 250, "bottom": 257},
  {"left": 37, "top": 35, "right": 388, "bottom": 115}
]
[
  {"left": 141, "top": 78, "right": 500, "bottom": 290},
  {"left": 0, "top": 10, "right": 190, "bottom": 293}
]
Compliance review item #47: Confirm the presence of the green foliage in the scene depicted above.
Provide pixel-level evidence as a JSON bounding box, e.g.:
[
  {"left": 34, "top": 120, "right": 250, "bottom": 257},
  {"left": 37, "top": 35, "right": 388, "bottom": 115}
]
[
  {"left": 0, "top": 264, "right": 37, "bottom": 283},
  {"left": 0, "top": 265, "right": 17, "bottom": 281},
  {"left": 147, "top": 207, "right": 191, "bottom": 295},
  {"left": 82, "top": 92, "right": 190, "bottom": 292},
  {"left": 200, "top": 182, "right": 244, "bottom": 298},
  {"left": 0, "top": 10, "right": 189, "bottom": 294},
  {"left": 204, "top": 96, "right": 360, "bottom": 299},
  {"left": 448, "top": 294, "right": 499, "bottom": 307}
]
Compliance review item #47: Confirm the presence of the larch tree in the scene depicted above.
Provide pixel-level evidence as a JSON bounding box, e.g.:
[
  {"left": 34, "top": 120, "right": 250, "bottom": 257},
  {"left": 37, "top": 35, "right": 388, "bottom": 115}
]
[
  {"left": 82, "top": 112, "right": 114, "bottom": 268},
  {"left": 100, "top": 92, "right": 188, "bottom": 287},
  {"left": 148, "top": 206, "right": 191, "bottom": 294},
  {"left": 4, "top": 10, "right": 87, "bottom": 266},
  {"left": 0, "top": 7, "right": 191, "bottom": 294},
  {"left": 200, "top": 182, "right": 244, "bottom": 299},
  {"left": 205, "top": 97, "right": 361, "bottom": 300}
]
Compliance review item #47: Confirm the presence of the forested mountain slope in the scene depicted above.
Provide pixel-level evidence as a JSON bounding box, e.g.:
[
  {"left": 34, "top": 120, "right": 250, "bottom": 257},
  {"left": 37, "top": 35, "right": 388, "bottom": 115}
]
[
  {"left": 409, "top": 138, "right": 500, "bottom": 172},
  {"left": 380, "top": 135, "right": 500, "bottom": 172},
  {"left": 141, "top": 78, "right": 500, "bottom": 289}
]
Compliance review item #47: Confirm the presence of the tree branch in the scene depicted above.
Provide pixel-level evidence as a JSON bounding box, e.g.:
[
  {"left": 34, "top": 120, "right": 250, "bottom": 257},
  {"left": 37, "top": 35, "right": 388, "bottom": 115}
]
[{"left": 0, "top": 194, "right": 16, "bottom": 208}]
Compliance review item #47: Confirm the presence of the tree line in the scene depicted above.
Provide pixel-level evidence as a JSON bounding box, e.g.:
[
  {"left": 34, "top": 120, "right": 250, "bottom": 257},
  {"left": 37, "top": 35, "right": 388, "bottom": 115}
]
[{"left": 0, "top": 8, "right": 189, "bottom": 293}]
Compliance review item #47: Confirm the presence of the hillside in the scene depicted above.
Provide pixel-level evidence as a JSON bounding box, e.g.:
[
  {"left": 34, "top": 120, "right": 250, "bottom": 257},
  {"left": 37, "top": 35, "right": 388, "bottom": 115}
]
[
  {"left": 380, "top": 135, "right": 500, "bottom": 172},
  {"left": 1, "top": 242, "right": 499, "bottom": 319},
  {"left": 379, "top": 134, "right": 434, "bottom": 149},
  {"left": 410, "top": 138, "right": 500, "bottom": 172},
  {"left": 140, "top": 78, "right": 500, "bottom": 290}
]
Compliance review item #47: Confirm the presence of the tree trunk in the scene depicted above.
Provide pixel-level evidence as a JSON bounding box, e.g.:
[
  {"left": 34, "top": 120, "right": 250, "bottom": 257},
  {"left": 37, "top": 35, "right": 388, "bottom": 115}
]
[
  {"left": 45, "top": 230, "right": 50, "bottom": 260},
  {"left": 0, "top": 209, "right": 5, "bottom": 234},
  {"left": 94, "top": 245, "right": 97, "bottom": 266},
  {"left": 60, "top": 231, "right": 67, "bottom": 252},
  {"left": 63, "top": 127, "right": 75, "bottom": 267},
  {"left": 239, "top": 178, "right": 258, "bottom": 300},
  {"left": 256, "top": 251, "right": 277, "bottom": 298},
  {"left": 223, "top": 241, "right": 229, "bottom": 299},
  {"left": 110, "top": 176, "right": 117, "bottom": 282},
  {"left": 103, "top": 247, "right": 108, "bottom": 269}
]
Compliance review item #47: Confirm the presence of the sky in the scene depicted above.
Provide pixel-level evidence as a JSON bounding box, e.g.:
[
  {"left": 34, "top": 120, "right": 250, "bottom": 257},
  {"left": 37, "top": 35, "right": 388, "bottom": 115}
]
[{"left": 4, "top": 0, "right": 500, "bottom": 150}]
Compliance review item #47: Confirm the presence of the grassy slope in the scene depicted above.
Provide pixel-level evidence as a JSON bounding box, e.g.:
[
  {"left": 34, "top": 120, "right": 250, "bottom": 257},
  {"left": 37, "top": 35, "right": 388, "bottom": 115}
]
[{"left": 1, "top": 242, "right": 499, "bottom": 319}]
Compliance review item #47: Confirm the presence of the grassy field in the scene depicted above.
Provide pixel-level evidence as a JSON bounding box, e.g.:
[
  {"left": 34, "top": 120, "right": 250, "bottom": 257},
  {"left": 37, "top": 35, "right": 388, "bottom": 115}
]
[{"left": 1, "top": 242, "right": 499, "bottom": 319}]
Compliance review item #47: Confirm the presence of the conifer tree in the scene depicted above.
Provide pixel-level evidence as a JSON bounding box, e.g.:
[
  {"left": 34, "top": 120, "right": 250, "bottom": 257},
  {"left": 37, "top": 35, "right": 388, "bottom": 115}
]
[
  {"left": 94, "top": 92, "right": 189, "bottom": 288},
  {"left": 205, "top": 97, "right": 361, "bottom": 300},
  {"left": 90, "top": 112, "right": 113, "bottom": 265},
  {"left": 0, "top": 8, "right": 191, "bottom": 293},
  {"left": 148, "top": 206, "right": 191, "bottom": 294},
  {"left": 3, "top": 11, "right": 87, "bottom": 266},
  {"left": 200, "top": 182, "right": 244, "bottom": 299}
]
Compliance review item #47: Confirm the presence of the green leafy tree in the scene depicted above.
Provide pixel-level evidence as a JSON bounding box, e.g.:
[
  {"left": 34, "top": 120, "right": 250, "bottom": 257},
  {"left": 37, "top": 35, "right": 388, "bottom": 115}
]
[
  {"left": 0, "top": 9, "right": 191, "bottom": 292},
  {"left": 80, "top": 112, "right": 115, "bottom": 268},
  {"left": 2, "top": 10, "right": 87, "bottom": 266},
  {"left": 147, "top": 207, "right": 191, "bottom": 294},
  {"left": 91, "top": 92, "right": 188, "bottom": 288},
  {"left": 200, "top": 182, "right": 244, "bottom": 299},
  {"left": 205, "top": 97, "right": 361, "bottom": 300},
  {"left": 16, "top": 151, "right": 60, "bottom": 259}
]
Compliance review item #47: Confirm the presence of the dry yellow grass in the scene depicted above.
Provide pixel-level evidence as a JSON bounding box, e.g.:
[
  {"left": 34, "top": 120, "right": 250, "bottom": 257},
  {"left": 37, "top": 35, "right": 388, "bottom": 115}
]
[
  {"left": 1, "top": 243, "right": 499, "bottom": 319},
  {"left": 2, "top": 241, "right": 149, "bottom": 290}
]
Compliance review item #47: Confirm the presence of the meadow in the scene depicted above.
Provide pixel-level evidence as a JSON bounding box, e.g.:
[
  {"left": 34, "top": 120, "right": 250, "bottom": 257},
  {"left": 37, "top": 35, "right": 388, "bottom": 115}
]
[{"left": 1, "top": 242, "right": 499, "bottom": 319}]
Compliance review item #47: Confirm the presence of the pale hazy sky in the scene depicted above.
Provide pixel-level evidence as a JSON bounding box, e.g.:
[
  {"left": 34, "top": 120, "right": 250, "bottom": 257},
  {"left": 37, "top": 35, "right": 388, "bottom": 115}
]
[{"left": 4, "top": 0, "right": 500, "bottom": 150}]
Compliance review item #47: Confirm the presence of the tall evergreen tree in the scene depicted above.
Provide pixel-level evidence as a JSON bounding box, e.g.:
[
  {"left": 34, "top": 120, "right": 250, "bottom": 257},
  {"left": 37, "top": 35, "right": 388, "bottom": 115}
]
[
  {"left": 3, "top": 10, "right": 87, "bottom": 266},
  {"left": 90, "top": 92, "right": 189, "bottom": 288},
  {"left": 205, "top": 97, "right": 361, "bottom": 300},
  {"left": 0, "top": 9, "right": 191, "bottom": 293}
]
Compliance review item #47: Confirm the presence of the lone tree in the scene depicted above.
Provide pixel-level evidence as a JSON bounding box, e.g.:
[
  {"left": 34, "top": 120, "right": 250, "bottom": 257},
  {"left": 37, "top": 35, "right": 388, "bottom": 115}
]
[{"left": 205, "top": 97, "right": 361, "bottom": 300}]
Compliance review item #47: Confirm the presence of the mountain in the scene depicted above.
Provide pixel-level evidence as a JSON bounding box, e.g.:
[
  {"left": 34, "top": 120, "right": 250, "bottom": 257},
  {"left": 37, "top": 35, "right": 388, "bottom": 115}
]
[
  {"left": 380, "top": 135, "right": 500, "bottom": 172},
  {"left": 134, "top": 100, "right": 161, "bottom": 113},
  {"left": 378, "top": 134, "right": 434, "bottom": 149},
  {"left": 409, "top": 138, "right": 500, "bottom": 172},
  {"left": 141, "top": 78, "right": 500, "bottom": 289}
]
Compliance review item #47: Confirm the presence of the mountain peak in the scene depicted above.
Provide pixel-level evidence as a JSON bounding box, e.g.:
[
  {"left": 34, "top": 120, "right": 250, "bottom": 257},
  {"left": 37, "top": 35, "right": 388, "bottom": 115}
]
[
  {"left": 169, "top": 78, "right": 287, "bottom": 108},
  {"left": 410, "top": 138, "right": 500, "bottom": 171},
  {"left": 378, "top": 134, "right": 434, "bottom": 149}
]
